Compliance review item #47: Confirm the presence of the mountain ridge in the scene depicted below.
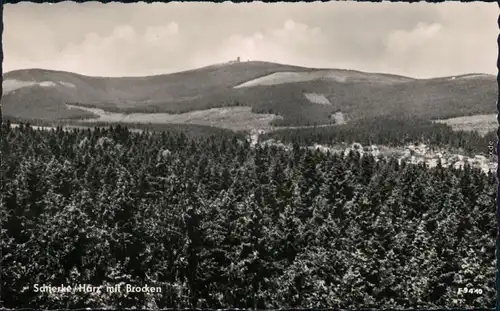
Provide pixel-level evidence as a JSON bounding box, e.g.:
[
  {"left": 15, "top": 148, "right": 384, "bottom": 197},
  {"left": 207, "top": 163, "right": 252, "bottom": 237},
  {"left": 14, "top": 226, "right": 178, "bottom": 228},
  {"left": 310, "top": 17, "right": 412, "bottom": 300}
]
[
  {"left": 4, "top": 61, "right": 494, "bottom": 80},
  {"left": 2, "top": 61, "right": 496, "bottom": 127}
]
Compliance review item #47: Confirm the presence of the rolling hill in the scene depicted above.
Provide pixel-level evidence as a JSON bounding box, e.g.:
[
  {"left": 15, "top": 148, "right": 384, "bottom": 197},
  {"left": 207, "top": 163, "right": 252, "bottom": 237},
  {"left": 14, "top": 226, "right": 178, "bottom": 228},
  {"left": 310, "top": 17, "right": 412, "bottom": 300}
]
[{"left": 2, "top": 61, "right": 497, "bottom": 128}]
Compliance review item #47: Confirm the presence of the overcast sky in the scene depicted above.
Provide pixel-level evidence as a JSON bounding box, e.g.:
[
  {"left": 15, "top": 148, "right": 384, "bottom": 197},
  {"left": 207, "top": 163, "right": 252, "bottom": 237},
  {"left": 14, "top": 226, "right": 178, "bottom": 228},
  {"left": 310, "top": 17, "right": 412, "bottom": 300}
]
[{"left": 3, "top": 1, "right": 498, "bottom": 78}]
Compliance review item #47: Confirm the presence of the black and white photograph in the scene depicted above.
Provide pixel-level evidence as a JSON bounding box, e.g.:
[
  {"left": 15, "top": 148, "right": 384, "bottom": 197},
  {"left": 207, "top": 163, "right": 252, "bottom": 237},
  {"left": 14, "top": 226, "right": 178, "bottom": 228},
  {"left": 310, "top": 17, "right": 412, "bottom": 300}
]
[{"left": 0, "top": 1, "right": 498, "bottom": 309}]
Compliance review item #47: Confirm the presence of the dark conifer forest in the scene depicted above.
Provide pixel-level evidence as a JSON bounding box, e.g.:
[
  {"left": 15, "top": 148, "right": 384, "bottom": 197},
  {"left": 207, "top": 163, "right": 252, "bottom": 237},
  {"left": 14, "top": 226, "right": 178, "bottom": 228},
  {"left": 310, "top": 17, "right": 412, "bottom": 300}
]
[
  {"left": 0, "top": 123, "right": 496, "bottom": 309},
  {"left": 262, "top": 116, "right": 497, "bottom": 156}
]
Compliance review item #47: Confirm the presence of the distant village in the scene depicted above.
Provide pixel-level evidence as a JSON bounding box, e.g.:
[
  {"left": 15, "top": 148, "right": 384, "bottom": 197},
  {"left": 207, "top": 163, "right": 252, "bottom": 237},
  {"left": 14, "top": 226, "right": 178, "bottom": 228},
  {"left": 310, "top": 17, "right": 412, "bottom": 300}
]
[
  {"left": 251, "top": 131, "right": 497, "bottom": 174},
  {"left": 339, "top": 142, "right": 497, "bottom": 174}
]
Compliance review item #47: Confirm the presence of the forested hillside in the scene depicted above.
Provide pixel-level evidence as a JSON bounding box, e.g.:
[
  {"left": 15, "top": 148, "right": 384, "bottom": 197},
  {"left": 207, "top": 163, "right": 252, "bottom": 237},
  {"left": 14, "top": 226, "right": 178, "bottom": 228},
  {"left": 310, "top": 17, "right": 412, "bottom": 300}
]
[
  {"left": 2, "top": 118, "right": 246, "bottom": 140},
  {"left": 0, "top": 123, "right": 496, "bottom": 309},
  {"left": 2, "top": 62, "right": 496, "bottom": 127}
]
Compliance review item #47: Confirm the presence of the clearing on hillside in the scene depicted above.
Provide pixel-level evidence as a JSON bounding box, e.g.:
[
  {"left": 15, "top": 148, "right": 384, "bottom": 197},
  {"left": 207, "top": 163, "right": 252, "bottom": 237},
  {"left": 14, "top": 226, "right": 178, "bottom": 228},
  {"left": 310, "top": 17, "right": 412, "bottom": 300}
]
[
  {"left": 66, "top": 104, "right": 282, "bottom": 132},
  {"left": 434, "top": 113, "right": 497, "bottom": 136},
  {"left": 233, "top": 70, "right": 413, "bottom": 88},
  {"left": 303, "top": 92, "right": 332, "bottom": 105}
]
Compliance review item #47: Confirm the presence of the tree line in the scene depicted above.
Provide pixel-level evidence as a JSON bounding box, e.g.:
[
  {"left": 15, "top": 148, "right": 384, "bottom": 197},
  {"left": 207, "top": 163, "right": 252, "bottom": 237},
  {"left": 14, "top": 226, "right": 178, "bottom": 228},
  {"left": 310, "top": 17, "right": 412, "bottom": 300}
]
[
  {"left": 0, "top": 123, "right": 496, "bottom": 309},
  {"left": 262, "top": 116, "right": 497, "bottom": 157}
]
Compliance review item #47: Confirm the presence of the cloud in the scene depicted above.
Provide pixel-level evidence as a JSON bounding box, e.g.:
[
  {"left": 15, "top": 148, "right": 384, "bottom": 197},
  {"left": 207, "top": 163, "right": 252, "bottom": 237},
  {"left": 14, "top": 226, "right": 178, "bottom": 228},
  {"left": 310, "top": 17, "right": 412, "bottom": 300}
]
[
  {"left": 381, "top": 15, "right": 496, "bottom": 78},
  {"left": 386, "top": 22, "right": 442, "bottom": 55},
  {"left": 192, "top": 19, "right": 327, "bottom": 68},
  {"left": 272, "top": 19, "right": 322, "bottom": 38},
  {"left": 3, "top": 2, "right": 496, "bottom": 78},
  {"left": 5, "top": 22, "right": 183, "bottom": 76},
  {"left": 144, "top": 23, "right": 179, "bottom": 44}
]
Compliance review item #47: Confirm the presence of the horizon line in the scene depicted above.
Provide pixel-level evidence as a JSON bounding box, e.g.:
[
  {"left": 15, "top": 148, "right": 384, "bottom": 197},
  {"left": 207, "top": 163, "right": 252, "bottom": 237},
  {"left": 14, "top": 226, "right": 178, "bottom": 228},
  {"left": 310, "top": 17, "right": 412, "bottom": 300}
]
[{"left": 2, "top": 60, "right": 495, "bottom": 80}]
